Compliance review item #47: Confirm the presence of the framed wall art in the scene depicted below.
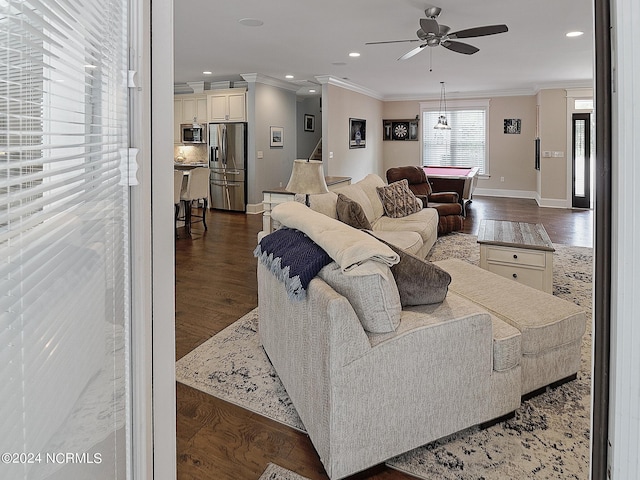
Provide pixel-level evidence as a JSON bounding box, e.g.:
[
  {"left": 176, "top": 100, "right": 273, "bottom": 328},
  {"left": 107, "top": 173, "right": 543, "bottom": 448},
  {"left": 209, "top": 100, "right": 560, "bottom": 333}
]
[
  {"left": 270, "top": 126, "right": 284, "bottom": 147},
  {"left": 504, "top": 118, "right": 522, "bottom": 134},
  {"left": 304, "top": 114, "right": 315, "bottom": 132},
  {"left": 349, "top": 118, "right": 366, "bottom": 149}
]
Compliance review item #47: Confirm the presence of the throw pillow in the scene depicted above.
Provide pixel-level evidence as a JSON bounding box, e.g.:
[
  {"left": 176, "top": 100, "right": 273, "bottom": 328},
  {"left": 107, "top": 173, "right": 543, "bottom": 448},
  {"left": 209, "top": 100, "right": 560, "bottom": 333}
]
[
  {"left": 375, "top": 179, "right": 422, "bottom": 219},
  {"left": 335, "top": 193, "right": 372, "bottom": 230},
  {"left": 372, "top": 234, "right": 451, "bottom": 306},
  {"left": 318, "top": 261, "right": 401, "bottom": 333}
]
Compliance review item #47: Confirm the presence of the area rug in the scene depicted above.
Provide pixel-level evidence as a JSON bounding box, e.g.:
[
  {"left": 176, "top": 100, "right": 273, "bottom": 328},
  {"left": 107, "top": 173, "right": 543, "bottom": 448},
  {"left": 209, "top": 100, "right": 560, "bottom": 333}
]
[
  {"left": 176, "top": 233, "right": 593, "bottom": 479},
  {"left": 259, "top": 462, "right": 312, "bottom": 480}
]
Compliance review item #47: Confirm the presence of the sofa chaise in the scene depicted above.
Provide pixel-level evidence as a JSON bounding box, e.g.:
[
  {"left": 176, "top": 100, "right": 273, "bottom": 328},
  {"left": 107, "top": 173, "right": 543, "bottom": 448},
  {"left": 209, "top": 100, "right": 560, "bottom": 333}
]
[{"left": 257, "top": 196, "right": 586, "bottom": 479}]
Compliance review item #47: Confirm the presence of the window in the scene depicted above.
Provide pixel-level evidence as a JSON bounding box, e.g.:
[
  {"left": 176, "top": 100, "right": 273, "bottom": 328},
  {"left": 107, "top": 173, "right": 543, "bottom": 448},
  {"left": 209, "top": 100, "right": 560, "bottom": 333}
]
[
  {"left": 421, "top": 99, "right": 489, "bottom": 175},
  {"left": 1, "top": 0, "right": 131, "bottom": 476}
]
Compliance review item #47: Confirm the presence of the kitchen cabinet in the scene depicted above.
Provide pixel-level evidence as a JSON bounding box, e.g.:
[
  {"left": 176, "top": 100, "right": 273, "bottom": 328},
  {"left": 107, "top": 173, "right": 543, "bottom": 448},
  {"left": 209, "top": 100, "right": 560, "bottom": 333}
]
[
  {"left": 208, "top": 88, "right": 246, "bottom": 122},
  {"left": 174, "top": 94, "right": 208, "bottom": 143}
]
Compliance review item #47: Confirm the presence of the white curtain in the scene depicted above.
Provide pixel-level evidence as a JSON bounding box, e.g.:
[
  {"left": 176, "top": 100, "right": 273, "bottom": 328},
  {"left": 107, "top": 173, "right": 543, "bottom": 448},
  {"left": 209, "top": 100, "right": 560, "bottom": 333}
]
[{"left": 0, "top": 0, "right": 130, "bottom": 478}]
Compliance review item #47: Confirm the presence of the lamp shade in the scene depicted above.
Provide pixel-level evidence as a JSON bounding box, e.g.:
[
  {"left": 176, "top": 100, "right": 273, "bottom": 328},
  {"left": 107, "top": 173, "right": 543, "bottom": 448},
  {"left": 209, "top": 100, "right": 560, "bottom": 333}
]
[{"left": 285, "top": 159, "right": 329, "bottom": 195}]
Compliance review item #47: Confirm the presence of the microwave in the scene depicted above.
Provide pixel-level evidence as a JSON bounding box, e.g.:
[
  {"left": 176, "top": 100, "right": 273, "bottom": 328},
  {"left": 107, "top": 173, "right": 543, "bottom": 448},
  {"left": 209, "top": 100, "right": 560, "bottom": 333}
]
[{"left": 181, "top": 123, "right": 207, "bottom": 144}]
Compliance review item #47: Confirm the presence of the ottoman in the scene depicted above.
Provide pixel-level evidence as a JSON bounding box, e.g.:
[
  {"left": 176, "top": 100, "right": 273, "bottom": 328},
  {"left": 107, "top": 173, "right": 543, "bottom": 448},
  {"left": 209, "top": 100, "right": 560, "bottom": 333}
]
[{"left": 434, "top": 258, "right": 587, "bottom": 395}]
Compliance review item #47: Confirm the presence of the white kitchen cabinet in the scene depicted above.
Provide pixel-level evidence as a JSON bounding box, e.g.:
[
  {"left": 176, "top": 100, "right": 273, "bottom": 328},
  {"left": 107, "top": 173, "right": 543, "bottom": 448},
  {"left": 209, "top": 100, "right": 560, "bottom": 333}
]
[
  {"left": 174, "top": 94, "right": 208, "bottom": 143},
  {"left": 208, "top": 89, "right": 246, "bottom": 122}
]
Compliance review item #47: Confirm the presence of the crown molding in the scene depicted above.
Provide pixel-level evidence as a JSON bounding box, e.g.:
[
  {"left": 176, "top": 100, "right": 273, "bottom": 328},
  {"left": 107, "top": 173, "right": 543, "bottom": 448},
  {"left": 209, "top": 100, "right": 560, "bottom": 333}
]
[
  {"left": 241, "top": 73, "right": 300, "bottom": 92},
  {"left": 315, "top": 75, "right": 384, "bottom": 101}
]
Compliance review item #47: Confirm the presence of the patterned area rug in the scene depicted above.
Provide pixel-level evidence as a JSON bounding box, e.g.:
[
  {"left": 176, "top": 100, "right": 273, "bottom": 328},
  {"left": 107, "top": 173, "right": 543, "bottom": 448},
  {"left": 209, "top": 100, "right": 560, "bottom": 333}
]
[
  {"left": 176, "top": 233, "right": 593, "bottom": 479},
  {"left": 259, "top": 463, "right": 312, "bottom": 480}
]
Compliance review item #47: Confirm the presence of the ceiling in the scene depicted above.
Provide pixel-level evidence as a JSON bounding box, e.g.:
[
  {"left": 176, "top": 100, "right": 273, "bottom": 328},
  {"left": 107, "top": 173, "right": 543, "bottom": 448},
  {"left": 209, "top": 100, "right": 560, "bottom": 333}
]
[{"left": 173, "top": 0, "right": 594, "bottom": 100}]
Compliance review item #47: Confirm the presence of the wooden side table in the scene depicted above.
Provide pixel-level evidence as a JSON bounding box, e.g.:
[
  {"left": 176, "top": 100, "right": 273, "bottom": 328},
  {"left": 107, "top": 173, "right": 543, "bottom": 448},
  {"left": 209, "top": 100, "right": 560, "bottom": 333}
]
[{"left": 477, "top": 219, "right": 555, "bottom": 293}]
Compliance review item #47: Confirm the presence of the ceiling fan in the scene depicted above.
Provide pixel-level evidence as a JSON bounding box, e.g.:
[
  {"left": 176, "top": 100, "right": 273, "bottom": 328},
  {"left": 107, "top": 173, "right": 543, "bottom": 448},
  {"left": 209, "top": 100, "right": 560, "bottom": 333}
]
[{"left": 366, "top": 6, "right": 508, "bottom": 60}]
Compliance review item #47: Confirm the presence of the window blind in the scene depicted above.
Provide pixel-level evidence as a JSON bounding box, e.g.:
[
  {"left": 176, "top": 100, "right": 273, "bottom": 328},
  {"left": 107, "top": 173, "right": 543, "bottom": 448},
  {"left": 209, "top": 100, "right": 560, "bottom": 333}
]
[
  {"left": 1, "top": 0, "right": 130, "bottom": 478},
  {"left": 421, "top": 101, "right": 488, "bottom": 174}
]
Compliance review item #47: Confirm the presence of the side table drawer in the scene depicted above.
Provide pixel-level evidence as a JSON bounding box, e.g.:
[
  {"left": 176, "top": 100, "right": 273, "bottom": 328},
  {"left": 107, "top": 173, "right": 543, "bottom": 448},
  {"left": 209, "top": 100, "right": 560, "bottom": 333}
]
[
  {"left": 485, "top": 245, "right": 546, "bottom": 267},
  {"left": 485, "top": 263, "right": 545, "bottom": 291}
]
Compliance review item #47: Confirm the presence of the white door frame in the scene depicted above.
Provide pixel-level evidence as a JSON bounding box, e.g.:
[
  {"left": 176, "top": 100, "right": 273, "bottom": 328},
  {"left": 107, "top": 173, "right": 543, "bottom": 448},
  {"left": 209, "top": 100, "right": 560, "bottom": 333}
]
[{"left": 130, "top": 0, "right": 176, "bottom": 478}]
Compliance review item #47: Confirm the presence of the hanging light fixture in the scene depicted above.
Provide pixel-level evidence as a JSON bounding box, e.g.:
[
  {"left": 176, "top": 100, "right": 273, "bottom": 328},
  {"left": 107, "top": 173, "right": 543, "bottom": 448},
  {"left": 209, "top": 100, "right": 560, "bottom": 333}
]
[{"left": 434, "top": 81, "right": 451, "bottom": 130}]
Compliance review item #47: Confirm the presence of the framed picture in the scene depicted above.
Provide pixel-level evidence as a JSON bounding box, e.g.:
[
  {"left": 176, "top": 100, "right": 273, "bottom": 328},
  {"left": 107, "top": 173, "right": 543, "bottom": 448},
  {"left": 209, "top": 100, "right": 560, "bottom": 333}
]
[
  {"left": 349, "top": 118, "right": 366, "bottom": 149},
  {"left": 304, "top": 114, "right": 315, "bottom": 132},
  {"left": 504, "top": 118, "right": 522, "bottom": 134},
  {"left": 270, "top": 126, "right": 284, "bottom": 147}
]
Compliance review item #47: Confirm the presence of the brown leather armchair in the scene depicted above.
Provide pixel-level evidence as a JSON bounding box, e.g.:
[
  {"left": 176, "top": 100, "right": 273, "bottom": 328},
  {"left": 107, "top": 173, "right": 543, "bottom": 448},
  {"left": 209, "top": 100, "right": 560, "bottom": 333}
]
[{"left": 386, "top": 166, "right": 464, "bottom": 234}]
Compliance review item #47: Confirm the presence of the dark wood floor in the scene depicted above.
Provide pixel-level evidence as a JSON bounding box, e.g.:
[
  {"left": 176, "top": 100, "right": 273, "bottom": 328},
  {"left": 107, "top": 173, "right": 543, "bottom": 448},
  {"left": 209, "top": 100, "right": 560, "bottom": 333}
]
[{"left": 175, "top": 196, "right": 593, "bottom": 480}]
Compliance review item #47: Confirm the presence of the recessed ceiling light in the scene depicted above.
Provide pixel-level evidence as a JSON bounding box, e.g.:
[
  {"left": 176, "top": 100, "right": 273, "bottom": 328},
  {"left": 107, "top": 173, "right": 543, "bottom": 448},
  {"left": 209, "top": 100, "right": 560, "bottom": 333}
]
[
  {"left": 349, "top": 52, "right": 361, "bottom": 57},
  {"left": 203, "top": 71, "right": 212, "bottom": 75},
  {"left": 238, "top": 18, "right": 264, "bottom": 27},
  {"left": 309, "top": 89, "right": 316, "bottom": 93},
  {"left": 285, "top": 74, "right": 294, "bottom": 79},
  {"left": 566, "top": 31, "right": 584, "bottom": 37}
]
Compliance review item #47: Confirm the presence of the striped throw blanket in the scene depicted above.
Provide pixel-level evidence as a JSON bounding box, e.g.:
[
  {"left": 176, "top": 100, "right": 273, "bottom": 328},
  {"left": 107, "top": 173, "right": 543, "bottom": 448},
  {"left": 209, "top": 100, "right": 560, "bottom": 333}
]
[{"left": 254, "top": 228, "right": 332, "bottom": 300}]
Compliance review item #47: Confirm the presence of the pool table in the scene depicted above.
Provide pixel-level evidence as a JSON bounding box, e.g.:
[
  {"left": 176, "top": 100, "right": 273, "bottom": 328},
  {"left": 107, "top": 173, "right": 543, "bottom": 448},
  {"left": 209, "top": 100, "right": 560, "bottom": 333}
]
[{"left": 423, "top": 166, "right": 479, "bottom": 214}]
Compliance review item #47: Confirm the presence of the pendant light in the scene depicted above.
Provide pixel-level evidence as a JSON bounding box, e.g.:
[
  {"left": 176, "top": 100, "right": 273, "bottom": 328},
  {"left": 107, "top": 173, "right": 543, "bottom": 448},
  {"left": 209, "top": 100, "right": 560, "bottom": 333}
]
[{"left": 434, "top": 81, "right": 451, "bottom": 130}]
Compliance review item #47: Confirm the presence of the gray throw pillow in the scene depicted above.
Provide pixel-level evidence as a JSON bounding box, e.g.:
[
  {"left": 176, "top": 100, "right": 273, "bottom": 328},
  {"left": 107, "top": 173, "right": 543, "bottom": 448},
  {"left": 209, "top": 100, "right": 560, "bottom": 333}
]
[
  {"left": 336, "top": 193, "right": 372, "bottom": 230},
  {"left": 318, "top": 261, "right": 401, "bottom": 333},
  {"left": 376, "top": 179, "right": 422, "bottom": 218},
  {"left": 374, "top": 235, "right": 451, "bottom": 306}
]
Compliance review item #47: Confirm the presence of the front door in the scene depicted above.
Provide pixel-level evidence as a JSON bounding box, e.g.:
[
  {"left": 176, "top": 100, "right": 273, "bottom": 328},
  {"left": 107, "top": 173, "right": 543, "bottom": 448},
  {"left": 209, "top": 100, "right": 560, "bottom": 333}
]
[{"left": 572, "top": 112, "right": 592, "bottom": 209}]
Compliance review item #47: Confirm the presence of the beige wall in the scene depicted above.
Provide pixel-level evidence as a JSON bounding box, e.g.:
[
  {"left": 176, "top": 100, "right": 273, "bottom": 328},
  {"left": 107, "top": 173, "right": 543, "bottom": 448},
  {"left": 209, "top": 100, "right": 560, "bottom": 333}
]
[
  {"left": 381, "top": 96, "right": 538, "bottom": 195},
  {"left": 538, "top": 89, "right": 569, "bottom": 202},
  {"left": 324, "top": 84, "right": 384, "bottom": 181},
  {"left": 484, "top": 96, "right": 537, "bottom": 193}
]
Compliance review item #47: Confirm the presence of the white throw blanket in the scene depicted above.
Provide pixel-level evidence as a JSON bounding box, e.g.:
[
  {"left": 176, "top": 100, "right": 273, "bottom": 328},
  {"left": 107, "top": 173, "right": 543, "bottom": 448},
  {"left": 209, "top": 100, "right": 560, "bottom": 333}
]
[{"left": 271, "top": 201, "right": 399, "bottom": 276}]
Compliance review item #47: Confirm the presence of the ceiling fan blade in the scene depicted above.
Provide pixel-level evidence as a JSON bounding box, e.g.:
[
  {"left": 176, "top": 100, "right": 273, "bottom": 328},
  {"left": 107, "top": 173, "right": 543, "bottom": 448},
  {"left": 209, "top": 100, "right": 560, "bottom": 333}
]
[
  {"left": 365, "top": 39, "right": 420, "bottom": 45},
  {"left": 441, "top": 40, "right": 479, "bottom": 55},
  {"left": 420, "top": 18, "right": 439, "bottom": 35},
  {"left": 449, "top": 24, "right": 508, "bottom": 39},
  {"left": 398, "top": 44, "right": 427, "bottom": 60}
]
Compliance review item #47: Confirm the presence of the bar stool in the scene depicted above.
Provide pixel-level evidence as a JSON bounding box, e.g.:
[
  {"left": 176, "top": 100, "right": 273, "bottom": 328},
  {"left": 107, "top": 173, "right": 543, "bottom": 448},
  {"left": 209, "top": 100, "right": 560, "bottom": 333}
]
[
  {"left": 174, "top": 170, "right": 185, "bottom": 238},
  {"left": 180, "top": 167, "right": 209, "bottom": 236}
]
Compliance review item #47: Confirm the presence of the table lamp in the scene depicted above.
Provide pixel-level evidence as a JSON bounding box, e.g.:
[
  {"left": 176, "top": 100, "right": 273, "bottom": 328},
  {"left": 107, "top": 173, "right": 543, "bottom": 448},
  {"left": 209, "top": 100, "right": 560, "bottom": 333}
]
[{"left": 286, "top": 159, "right": 329, "bottom": 207}]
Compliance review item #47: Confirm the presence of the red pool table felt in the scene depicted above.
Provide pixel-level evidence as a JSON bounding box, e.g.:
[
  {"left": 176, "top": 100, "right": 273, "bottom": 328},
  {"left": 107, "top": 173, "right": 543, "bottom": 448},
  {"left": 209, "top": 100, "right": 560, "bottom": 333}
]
[{"left": 423, "top": 166, "right": 474, "bottom": 177}]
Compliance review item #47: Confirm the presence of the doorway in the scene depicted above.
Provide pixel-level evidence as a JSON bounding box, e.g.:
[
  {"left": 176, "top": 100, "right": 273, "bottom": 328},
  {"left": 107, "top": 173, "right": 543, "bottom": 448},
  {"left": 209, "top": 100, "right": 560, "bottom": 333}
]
[{"left": 572, "top": 112, "right": 593, "bottom": 209}]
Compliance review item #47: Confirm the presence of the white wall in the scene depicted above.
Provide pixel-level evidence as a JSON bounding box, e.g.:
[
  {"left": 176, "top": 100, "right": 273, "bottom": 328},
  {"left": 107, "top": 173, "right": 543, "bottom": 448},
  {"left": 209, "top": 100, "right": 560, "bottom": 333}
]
[{"left": 324, "top": 82, "right": 384, "bottom": 181}]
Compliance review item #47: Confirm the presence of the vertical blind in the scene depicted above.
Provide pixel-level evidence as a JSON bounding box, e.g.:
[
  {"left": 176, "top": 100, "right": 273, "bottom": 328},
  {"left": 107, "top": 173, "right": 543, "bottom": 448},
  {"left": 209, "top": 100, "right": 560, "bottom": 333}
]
[
  {"left": 0, "top": 0, "right": 130, "bottom": 478},
  {"left": 421, "top": 106, "right": 488, "bottom": 174}
]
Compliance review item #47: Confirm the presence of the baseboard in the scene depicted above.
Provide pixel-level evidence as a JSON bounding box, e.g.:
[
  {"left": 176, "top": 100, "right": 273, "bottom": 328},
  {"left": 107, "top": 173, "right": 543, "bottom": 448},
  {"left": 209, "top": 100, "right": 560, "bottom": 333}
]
[
  {"left": 536, "top": 197, "right": 571, "bottom": 208},
  {"left": 473, "top": 188, "right": 537, "bottom": 199},
  {"left": 245, "top": 202, "right": 264, "bottom": 214}
]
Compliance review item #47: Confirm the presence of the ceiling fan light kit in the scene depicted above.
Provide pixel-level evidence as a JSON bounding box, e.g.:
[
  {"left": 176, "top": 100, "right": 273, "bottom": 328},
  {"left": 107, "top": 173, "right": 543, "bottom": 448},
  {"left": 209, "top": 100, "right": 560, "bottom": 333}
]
[{"left": 366, "top": 6, "right": 508, "bottom": 60}]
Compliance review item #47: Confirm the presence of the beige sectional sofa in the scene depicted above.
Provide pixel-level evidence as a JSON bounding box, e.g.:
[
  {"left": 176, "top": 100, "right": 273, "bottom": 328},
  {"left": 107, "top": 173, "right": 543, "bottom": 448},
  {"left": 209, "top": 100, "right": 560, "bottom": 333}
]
[
  {"left": 308, "top": 173, "right": 439, "bottom": 258},
  {"left": 257, "top": 192, "right": 586, "bottom": 479}
]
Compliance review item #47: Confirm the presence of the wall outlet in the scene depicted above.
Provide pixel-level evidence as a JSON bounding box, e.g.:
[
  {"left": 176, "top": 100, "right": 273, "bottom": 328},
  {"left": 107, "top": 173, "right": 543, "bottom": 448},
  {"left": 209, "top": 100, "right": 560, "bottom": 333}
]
[
  {"left": 329, "top": 151, "right": 334, "bottom": 159},
  {"left": 543, "top": 151, "right": 552, "bottom": 158},
  {"left": 500, "top": 176, "right": 505, "bottom": 182},
  {"left": 552, "top": 151, "right": 564, "bottom": 158}
]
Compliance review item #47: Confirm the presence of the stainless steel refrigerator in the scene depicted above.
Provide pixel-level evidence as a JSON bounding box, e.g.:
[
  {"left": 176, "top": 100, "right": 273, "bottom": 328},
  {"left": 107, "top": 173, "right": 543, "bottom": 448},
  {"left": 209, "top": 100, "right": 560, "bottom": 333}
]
[{"left": 208, "top": 122, "right": 247, "bottom": 212}]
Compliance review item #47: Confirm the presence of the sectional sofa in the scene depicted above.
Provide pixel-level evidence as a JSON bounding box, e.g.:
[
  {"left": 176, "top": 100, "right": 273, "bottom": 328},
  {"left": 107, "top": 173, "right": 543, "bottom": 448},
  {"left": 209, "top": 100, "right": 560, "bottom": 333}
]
[{"left": 256, "top": 178, "right": 586, "bottom": 479}]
